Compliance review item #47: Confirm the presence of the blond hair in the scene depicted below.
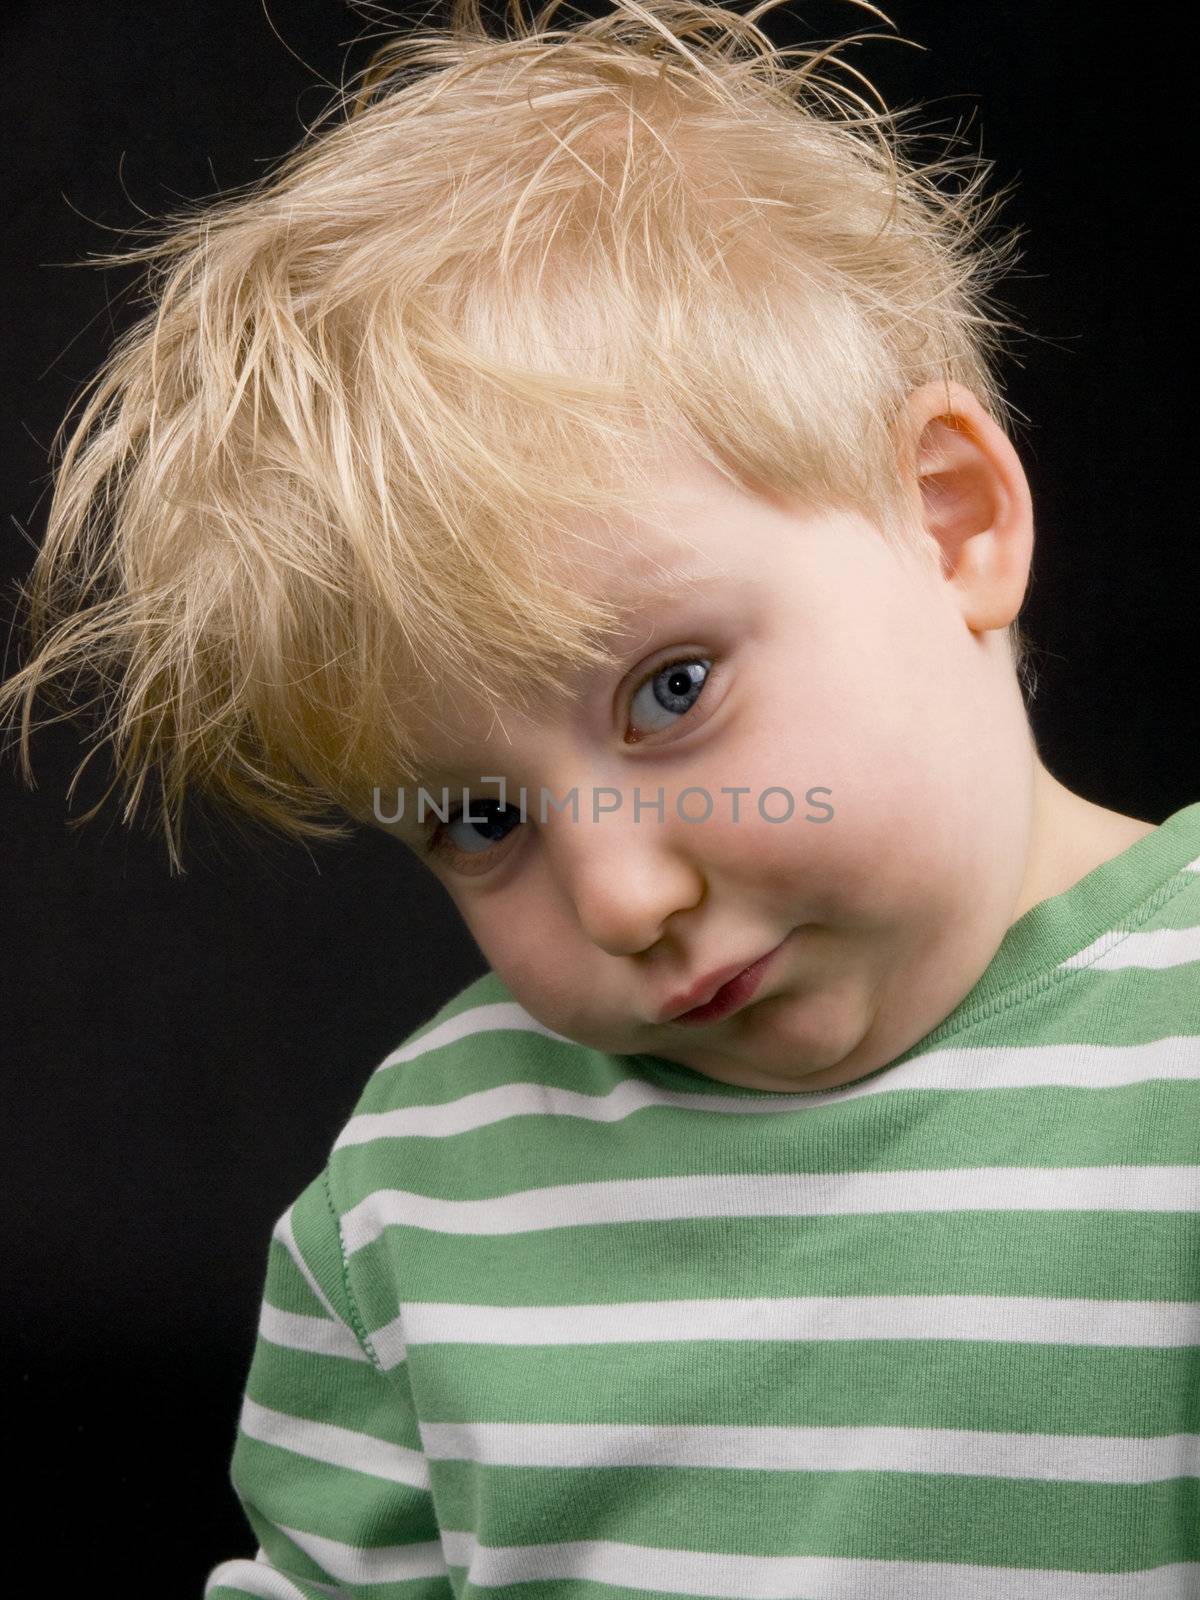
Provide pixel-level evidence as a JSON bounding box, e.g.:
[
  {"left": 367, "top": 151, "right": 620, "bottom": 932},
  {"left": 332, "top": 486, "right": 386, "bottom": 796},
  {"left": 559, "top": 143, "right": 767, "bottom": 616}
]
[{"left": 0, "top": 0, "right": 1036, "bottom": 874}]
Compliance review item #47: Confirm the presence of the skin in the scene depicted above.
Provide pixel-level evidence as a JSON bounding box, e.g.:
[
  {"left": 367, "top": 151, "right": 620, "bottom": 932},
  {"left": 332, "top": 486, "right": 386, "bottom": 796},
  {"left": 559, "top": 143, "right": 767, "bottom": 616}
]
[{"left": 375, "top": 381, "right": 1156, "bottom": 1093}]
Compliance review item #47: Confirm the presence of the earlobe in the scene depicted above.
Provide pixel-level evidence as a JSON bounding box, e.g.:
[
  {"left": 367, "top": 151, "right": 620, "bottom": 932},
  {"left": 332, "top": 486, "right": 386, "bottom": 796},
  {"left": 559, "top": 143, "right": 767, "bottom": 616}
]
[{"left": 905, "top": 382, "right": 1034, "bottom": 634}]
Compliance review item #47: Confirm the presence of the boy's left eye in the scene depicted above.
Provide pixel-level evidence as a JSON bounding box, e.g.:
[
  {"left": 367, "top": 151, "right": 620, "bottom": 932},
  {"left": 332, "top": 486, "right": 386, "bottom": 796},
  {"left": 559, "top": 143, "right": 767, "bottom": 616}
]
[{"left": 624, "top": 655, "right": 712, "bottom": 743}]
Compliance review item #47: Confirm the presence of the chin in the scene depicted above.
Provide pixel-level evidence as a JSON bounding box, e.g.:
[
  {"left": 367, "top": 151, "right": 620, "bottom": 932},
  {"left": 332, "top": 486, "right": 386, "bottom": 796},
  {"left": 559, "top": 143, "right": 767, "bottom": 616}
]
[{"left": 719, "top": 990, "right": 871, "bottom": 1079}]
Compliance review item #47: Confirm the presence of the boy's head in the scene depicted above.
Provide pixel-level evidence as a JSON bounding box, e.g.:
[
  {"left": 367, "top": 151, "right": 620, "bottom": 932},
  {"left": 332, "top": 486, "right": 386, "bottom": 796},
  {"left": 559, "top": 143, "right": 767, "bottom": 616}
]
[
  {"left": 1, "top": 0, "right": 1046, "bottom": 1086},
  {"left": 376, "top": 379, "right": 1047, "bottom": 1092}
]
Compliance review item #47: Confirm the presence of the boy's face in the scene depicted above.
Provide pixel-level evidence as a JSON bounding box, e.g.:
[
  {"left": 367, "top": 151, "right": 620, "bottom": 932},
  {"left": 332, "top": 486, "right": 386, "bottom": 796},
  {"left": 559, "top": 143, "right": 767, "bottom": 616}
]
[{"left": 380, "top": 402, "right": 1040, "bottom": 1092}]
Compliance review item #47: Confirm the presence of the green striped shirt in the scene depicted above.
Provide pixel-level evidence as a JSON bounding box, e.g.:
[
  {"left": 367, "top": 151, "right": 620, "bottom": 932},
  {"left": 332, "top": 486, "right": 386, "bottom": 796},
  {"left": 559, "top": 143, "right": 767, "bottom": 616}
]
[{"left": 206, "top": 800, "right": 1200, "bottom": 1598}]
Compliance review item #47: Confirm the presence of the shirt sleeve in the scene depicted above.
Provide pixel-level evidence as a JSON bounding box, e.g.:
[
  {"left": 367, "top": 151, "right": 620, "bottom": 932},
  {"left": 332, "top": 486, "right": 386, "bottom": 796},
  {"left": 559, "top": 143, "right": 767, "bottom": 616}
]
[{"left": 203, "top": 1168, "right": 453, "bottom": 1599}]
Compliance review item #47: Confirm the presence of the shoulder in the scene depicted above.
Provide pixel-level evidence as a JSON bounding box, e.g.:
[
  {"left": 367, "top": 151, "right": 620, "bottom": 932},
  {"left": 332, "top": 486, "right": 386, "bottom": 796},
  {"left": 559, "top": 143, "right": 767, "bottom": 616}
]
[
  {"left": 328, "top": 969, "right": 596, "bottom": 1146},
  {"left": 1048, "top": 836, "right": 1200, "bottom": 1043},
  {"left": 362, "top": 968, "right": 581, "bottom": 1085},
  {"left": 382, "top": 968, "right": 567, "bottom": 1059},
  {"left": 319, "top": 970, "right": 620, "bottom": 1236},
  {"left": 1094, "top": 845, "right": 1200, "bottom": 977}
]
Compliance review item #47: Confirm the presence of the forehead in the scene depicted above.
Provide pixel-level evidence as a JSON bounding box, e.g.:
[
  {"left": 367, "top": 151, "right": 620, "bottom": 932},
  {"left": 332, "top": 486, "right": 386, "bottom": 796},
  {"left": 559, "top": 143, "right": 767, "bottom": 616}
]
[
  {"left": 415, "top": 550, "right": 729, "bottom": 747},
  {"left": 396, "top": 482, "right": 744, "bottom": 782},
  {"left": 566, "top": 464, "right": 739, "bottom": 591}
]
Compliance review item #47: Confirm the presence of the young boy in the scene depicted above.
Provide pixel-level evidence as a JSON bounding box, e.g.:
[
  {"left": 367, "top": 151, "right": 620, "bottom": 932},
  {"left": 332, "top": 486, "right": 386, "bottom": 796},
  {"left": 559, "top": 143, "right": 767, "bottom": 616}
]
[{"left": 4, "top": 0, "right": 1198, "bottom": 1593}]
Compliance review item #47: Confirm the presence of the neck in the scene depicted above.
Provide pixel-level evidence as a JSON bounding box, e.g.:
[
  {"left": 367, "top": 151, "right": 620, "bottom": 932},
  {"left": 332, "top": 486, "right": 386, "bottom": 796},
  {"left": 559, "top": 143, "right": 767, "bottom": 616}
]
[{"left": 1012, "top": 760, "right": 1156, "bottom": 923}]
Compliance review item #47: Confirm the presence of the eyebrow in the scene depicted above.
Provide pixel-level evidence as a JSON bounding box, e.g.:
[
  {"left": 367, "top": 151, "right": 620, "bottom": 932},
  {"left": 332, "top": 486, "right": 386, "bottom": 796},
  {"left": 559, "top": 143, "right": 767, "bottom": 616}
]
[{"left": 602, "top": 566, "right": 731, "bottom": 634}]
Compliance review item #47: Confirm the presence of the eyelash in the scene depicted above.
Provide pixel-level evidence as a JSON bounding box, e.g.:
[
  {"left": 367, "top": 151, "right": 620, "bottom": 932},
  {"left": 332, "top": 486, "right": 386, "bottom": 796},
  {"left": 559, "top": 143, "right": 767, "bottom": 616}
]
[{"left": 425, "top": 651, "right": 715, "bottom": 869}]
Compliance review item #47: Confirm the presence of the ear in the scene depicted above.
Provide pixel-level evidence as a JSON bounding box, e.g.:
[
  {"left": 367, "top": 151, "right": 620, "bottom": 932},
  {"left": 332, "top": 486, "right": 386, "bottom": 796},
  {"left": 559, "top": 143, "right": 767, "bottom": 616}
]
[{"left": 901, "top": 380, "right": 1034, "bottom": 633}]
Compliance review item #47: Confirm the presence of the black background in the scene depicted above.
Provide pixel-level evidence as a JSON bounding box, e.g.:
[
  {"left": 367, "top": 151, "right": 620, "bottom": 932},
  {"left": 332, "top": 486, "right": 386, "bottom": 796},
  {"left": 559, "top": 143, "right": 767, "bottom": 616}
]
[{"left": 3, "top": 1, "right": 1197, "bottom": 1589}]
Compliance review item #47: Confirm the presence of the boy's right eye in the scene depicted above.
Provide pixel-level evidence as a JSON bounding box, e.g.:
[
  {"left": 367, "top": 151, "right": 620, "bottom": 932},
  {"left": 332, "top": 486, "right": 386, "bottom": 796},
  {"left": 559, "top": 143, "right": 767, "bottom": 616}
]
[{"left": 427, "top": 798, "right": 525, "bottom": 872}]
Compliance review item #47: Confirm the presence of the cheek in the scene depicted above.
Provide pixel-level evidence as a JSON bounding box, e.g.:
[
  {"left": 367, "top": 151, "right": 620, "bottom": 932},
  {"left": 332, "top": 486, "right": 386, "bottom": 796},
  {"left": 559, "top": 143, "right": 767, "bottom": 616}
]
[
  {"left": 456, "top": 887, "right": 589, "bottom": 1023},
  {"left": 722, "top": 633, "right": 970, "bottom": 928}
]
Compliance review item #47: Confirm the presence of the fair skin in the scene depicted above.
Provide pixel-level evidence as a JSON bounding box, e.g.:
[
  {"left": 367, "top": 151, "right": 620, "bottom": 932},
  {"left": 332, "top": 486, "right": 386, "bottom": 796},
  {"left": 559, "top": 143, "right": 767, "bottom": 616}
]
[{"left": 376, "top": 382, "right": 1156, "bottom": 1093}]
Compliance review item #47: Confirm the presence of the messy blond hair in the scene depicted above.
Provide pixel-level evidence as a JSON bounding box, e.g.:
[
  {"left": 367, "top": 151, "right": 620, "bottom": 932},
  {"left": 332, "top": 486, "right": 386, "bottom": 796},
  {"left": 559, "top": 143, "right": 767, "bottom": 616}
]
[{"left": 0, "top": 0, "right": 1035, "bottom": 874}]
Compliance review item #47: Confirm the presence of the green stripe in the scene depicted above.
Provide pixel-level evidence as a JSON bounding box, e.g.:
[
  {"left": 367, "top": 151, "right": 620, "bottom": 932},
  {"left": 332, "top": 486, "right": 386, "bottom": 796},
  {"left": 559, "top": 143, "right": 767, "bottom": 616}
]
[
  {"left": 408, "top": 1339, "right": 1199, "bottom": 1433},
  {"left": 430, "top": 1461, "right": 1199, "bottom": 1570}
]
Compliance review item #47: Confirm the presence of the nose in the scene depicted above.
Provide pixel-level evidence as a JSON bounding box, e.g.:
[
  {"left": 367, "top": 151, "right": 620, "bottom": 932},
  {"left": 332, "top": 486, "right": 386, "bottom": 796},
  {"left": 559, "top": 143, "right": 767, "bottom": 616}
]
[{"left": 538, "top": 787, "right": 705, "bottom": 956}]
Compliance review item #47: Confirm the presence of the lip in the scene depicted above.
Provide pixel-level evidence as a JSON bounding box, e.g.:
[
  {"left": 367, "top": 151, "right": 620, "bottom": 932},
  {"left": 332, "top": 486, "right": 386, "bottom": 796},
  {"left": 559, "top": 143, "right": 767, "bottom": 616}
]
[{"left": 660, "top": 938, "right": 786, "bottom": 1026}]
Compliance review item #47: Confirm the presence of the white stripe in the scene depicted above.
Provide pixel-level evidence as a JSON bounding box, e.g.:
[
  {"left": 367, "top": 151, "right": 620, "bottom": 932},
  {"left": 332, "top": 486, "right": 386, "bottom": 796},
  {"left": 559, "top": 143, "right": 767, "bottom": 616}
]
[
  {"left": 437, "top": 1532, "right": 1200, "bottom": 1599},
  {"left": 271, "top": 1522, "right": 450, "bottom": 1585},
  {"left": 373, "top": 1003, "right": 573, "bottom": 1073},
  {"left": 257, "top": 1303, "right": 367, "bottom": 1363},
  {"left": 1060, "top": 923, "right": 1200, "bottom": 971},
  {"left": 366, "top": 1317, "right": 408, "bottom": 1369},
  {"left": 238, "top": 1395, "right": 431, "bottom": 1490},
  {"left": 203, "top": 1557, "right": 345, "bottom": 1597},
  {"left": 391, "top": 1292, "right": 1200, "bottom": 1351},
  {"left": 419, "top": 1417, "right": 1199, "bottom": 1482},
  {"left": 333, "top": 1037, "right": 1200, "bottom": 1149},
  {"left": 340, "top": 1164, "right": 1200, "bottom": 1252},
  {"left": 273, "top": 1203, "right": 344, "bottom": 1327}
]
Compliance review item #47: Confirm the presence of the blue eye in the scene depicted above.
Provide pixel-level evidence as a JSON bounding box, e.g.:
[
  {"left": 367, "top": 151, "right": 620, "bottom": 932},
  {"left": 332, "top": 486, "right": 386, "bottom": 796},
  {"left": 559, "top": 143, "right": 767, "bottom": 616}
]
[
  {"left": 626, "top": 656, "right": 711, "bottom": 741},
  {"left": 436, "top": 797, "right": 524, "bottom": 860}
]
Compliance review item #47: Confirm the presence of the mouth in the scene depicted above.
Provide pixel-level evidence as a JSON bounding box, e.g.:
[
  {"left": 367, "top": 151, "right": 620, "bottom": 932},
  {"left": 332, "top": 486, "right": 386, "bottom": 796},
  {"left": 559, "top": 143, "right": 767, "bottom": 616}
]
[{"left": 665, "top": 939, "right": 785, "bottom": 1027}]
